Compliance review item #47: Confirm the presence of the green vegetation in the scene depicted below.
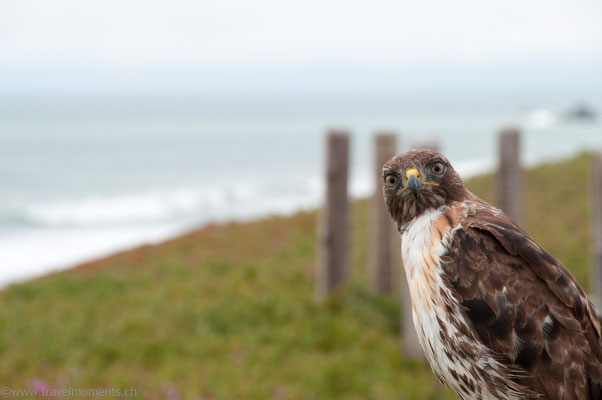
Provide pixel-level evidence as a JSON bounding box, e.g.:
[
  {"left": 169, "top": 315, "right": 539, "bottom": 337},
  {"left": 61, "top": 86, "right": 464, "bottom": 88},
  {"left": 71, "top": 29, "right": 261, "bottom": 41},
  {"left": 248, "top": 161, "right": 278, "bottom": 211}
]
[{"left": 0, "top": 153, "right": 595, "bottom": 399}]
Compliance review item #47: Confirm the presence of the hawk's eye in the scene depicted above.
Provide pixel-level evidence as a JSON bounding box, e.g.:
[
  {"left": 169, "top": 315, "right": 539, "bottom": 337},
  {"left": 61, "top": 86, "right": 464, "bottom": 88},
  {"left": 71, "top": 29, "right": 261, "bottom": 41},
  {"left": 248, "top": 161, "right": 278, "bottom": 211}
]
[
  {"left": 431, "top": 162, "right": 444, "bottom": 175},
  {"left": 385, "top": 174, "right": 397, "bottom": 187}
]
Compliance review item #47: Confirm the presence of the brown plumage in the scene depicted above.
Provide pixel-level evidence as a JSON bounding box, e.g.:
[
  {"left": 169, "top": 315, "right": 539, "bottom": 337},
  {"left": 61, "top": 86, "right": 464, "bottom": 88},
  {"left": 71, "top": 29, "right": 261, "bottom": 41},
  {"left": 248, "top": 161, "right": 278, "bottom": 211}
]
[{"left": 383, "top": 149, "right": 602, "bottom": 400}]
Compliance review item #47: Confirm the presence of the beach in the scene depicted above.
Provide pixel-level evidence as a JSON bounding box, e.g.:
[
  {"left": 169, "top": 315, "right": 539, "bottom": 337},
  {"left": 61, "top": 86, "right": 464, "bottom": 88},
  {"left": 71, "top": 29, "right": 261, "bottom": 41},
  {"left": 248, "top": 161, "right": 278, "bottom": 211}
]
[{"left": 1, "top": 92, "right": 601, "bottom": 287}]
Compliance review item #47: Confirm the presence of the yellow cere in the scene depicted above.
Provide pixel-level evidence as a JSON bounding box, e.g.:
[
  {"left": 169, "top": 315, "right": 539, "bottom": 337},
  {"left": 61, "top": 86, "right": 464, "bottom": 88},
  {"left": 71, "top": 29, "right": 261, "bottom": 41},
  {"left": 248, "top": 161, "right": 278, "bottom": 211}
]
[
  {"left": 405, "top": 168, "right": 420, "bottom": 180},
  {"left": 397, "top": 168, "right": 440, "bottom": 195}
]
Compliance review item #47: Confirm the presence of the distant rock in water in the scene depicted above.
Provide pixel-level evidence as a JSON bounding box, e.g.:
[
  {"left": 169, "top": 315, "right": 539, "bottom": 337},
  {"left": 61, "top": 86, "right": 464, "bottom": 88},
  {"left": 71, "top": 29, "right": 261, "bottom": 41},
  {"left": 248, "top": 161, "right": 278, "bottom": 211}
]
[{"left": 566, "top": 103, "right": 597, "bottom": 121}]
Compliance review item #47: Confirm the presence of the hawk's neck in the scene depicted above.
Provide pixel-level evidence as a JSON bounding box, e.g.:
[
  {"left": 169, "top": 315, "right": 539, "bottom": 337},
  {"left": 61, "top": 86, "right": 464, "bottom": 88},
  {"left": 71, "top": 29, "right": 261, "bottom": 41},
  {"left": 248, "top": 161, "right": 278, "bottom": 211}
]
[{"left": 401, "top": 204, "right": 463, "bottom": 308}]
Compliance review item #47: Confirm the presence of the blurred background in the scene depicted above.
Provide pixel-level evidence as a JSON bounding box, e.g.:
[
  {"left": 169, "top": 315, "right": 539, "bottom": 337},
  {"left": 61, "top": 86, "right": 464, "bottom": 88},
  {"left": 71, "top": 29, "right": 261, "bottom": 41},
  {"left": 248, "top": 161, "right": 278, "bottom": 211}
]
[
  {"left": 0, "top": 0, "right": 601, "bottom": 398},
  {"left": 1, "top": 0, "right": 601, "bottom": 286}
]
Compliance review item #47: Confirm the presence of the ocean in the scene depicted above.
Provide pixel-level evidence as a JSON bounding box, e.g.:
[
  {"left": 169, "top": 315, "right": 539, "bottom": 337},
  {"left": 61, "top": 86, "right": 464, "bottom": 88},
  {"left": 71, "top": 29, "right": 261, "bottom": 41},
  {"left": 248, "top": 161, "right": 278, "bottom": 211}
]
[{"left": 0, "top": 92, "right": 601, "bottom": 286}]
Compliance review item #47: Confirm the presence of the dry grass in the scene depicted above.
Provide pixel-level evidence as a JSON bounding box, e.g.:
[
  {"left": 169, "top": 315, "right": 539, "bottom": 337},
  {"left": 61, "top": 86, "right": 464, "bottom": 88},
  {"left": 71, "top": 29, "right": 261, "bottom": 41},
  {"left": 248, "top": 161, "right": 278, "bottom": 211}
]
[{"left": 0, "top": 152, "right": 595, "bottom": 399}]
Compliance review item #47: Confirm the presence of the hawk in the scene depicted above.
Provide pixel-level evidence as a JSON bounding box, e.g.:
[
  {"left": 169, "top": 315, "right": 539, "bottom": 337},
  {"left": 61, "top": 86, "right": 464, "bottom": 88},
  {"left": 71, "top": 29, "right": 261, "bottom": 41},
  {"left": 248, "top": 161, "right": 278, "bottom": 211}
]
[{"left": 382, "top": 149, "right": 602, "bottom": 400}]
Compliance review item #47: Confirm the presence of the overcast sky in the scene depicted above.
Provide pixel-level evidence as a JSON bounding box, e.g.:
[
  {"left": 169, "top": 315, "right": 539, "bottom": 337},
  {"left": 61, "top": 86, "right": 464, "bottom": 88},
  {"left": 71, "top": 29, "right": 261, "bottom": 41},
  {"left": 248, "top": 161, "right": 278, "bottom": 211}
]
[{"left": 1, "top": 0, "right": 601, "bottom": 94}]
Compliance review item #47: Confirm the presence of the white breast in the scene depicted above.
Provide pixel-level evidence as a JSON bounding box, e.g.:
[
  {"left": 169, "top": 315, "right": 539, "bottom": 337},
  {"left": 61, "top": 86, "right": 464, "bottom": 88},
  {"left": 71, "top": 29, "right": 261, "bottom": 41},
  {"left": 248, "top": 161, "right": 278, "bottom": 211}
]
[
  {"left": 401, "top": 206, "right": 524, "bottom": 400},
  {"left": 401, "top": 208, "right": 460, "bottom": 383}
]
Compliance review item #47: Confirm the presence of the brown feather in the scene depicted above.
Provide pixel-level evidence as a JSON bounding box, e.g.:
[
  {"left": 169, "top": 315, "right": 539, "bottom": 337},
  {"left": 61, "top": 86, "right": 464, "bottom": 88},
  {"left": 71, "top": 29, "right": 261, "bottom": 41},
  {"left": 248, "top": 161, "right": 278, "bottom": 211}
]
[
  {"left": 383, "top": 149, "right": 602, "bottom": 399},
  {"left": 442, "top": 197, "right": 602, "bottom": 400}
]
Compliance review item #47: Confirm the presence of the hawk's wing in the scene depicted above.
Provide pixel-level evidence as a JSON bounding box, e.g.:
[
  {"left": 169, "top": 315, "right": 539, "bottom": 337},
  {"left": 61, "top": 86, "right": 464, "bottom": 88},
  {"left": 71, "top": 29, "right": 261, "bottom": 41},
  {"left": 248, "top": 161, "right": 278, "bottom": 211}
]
[{"left": 442, "top": 204, "right": 602, "bottom": 400}]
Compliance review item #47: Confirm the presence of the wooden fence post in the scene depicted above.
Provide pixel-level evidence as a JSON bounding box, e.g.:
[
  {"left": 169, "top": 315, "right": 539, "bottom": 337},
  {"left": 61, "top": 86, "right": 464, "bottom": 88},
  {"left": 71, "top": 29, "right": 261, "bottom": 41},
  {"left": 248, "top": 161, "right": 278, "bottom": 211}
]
[
  {"left": 592, "top": 154, "right": 602, "bottom": 309},
  {"left": 409, "top": 137, "right": 440, "bottom": 152},
  {"left": 497, "top": 128, "right": 521, "bottom": 224},
  {"left": 401, "top": 282, "right": 423, "bottom": 359},
  {"left": 317, "top": 130, "right": 350, "bottom": 299},
  {"left": 371, "top": 133, "right": 398, "bottom": 294}
]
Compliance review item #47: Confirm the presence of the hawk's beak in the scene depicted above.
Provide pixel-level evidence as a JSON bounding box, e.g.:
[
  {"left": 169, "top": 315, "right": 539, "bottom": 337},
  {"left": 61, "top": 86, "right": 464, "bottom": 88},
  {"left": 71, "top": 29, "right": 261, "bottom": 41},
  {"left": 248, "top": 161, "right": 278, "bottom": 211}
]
[{"left": 406, "top": 168, "right": 423, "bottom": 198}]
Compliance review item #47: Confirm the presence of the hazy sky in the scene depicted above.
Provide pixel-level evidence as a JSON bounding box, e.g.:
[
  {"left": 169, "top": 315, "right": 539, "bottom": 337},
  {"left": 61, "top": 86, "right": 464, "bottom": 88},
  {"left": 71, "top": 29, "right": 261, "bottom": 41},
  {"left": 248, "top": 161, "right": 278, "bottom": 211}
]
[{"left": 1, "top": 0, "right": 601, "bottom": 94}]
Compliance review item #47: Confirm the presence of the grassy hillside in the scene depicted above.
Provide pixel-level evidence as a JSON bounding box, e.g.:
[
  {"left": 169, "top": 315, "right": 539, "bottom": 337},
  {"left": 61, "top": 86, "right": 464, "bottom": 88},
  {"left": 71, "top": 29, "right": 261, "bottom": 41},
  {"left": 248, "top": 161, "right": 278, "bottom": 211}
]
[{"left": 0, "top": 153, "right": 595, "bottom": 399}]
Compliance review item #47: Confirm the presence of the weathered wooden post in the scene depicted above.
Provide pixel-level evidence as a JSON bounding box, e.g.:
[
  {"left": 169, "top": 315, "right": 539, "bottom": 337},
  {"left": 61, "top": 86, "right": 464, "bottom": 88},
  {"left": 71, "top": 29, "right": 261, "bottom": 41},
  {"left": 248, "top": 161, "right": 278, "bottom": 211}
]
[
  {"left": 371, "top": 132, "right": 398, "bottom": 294},
  {"left": 409, "top": 137, "right": 440, "bottom": 152},
  {"left": 401, "top": 272, "right": 423, "bottom": 359},
  {"left": 497, "top": 128, "right": 521, "bottom": 224},
  {"left": 317, "top": 130, "right": 350, "bottom": 299},
  {"left": 592, "top": 154, "right": 602, "bottom": 309}
]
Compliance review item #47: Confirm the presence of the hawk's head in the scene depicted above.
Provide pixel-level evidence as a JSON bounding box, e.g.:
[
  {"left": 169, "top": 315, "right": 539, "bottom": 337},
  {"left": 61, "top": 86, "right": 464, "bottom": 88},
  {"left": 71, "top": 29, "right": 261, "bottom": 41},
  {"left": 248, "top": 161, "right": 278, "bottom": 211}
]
[{"left": 382, "top": 149, "right": 468, "bottom": 229}]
